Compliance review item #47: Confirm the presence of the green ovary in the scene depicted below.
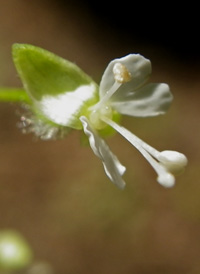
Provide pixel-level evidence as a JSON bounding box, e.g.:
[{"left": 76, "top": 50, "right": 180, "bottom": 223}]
[{"left": 89, "top": 105, "right": 113, "bottom": 130}]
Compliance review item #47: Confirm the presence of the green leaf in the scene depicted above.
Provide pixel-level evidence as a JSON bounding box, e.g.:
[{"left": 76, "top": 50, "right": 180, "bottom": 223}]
[
  {"left": 12, "top": 44, "right": 98, "bottom": 129},
  {"left": 0, "top": 87, "right": 30, "bottom": 103}
]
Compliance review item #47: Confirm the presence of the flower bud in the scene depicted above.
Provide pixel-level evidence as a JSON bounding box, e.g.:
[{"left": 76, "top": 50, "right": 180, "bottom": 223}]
[{"left": 0, "top": 230, "right": 33, "bottom": 271}]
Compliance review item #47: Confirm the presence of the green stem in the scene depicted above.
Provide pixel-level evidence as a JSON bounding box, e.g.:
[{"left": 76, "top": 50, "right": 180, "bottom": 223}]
[{"left": 0, "top": 87, "right": 30, "bottom": 103}]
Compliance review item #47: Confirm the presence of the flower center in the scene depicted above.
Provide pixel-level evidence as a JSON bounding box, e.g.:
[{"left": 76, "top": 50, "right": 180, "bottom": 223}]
[{"left": 89, "top": 104, "right": 113, "bottom": 130}]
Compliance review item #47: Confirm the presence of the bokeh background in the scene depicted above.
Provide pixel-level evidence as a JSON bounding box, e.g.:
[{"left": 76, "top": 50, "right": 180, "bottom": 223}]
[{"left": 0, "top": 1, "right": 199, "bottom": 273}]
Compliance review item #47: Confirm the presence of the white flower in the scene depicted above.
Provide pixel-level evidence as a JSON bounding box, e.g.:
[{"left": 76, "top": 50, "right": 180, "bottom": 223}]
[
  {"left": 13, "top": 45, "right": 187, "bottom": 189},
  {"left": 79, "top": 54, "right": 187, "bottom": 189}
]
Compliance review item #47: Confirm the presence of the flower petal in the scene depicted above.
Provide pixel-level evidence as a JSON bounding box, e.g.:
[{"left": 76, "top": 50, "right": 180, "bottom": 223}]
[
  {"left": 110, "top": 83, "right": 173, "bottom": 117},
  {"left": 99, "top": 54, "right": 151, "bottom": 99},
  {"left": 80, "top": 116, "right": 126, "bottom": 189}
]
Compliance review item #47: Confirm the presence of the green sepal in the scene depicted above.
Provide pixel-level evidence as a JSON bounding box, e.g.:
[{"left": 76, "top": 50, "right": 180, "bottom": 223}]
[{"left": 12, "top": 44, "right": 98, "bottom": 129}]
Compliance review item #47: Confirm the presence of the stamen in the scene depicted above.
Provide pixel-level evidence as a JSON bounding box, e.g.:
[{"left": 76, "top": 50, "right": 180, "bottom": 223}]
[
  {"left": 157, "top": 150, "right": 188, "bottom": 175},
  {"left": 90, "top": 63, "right": 131, "bottom": 111},
  {"left": 102, "top": 117, "right": 176, "bottom": 187},
  {"left": 90, "top": 81, "right": 121, "bottom": 111},
  {"left": 113, "top": 63, "right": 132, "bottom": 83}
]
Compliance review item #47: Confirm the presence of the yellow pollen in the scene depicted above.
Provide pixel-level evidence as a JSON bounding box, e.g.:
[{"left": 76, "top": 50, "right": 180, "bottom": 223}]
[{"left": 113, "top": 62, "right": 132, "bottom": 83}]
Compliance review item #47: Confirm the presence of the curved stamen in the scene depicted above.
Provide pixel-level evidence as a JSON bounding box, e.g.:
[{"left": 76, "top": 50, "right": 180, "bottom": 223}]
[
  {"left": 90, "top": 81, "right": 121, "bottom": 111},
  {"left": 90, "top": 62, "right": 132, "bottom": 112},
  {"left": 102, "top": 117, "right": 175, "bottom": 187}
]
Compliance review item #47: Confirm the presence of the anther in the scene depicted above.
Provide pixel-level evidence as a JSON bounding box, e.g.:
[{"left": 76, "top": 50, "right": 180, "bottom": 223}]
[
  {"left": 113, "top": 63, "right": 132, "bottom": 83},
  {"left": 157, "top": 150, "right": 188, "bottom": 175}
]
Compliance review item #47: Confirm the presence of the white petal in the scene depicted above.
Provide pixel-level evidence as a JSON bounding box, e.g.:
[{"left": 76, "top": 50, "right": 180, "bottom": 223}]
[
  {"left": 80, "top": 116, "right": 126, "bottom": 189},
  {"left": 111, "top": 83, "right": 173, "bottom": 117},
  {"left": 99, "top": 54, "right": 151, "bottom": 99}
]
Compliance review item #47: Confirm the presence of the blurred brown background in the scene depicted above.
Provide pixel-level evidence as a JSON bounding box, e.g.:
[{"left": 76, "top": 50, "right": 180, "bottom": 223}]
[{"left": 0, "top": 1, "right": 200, "bottom": 273}]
